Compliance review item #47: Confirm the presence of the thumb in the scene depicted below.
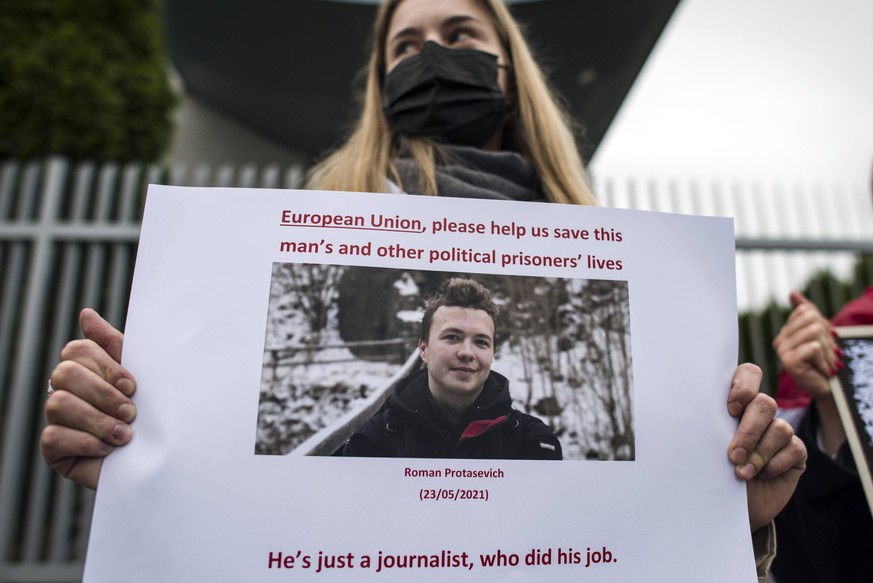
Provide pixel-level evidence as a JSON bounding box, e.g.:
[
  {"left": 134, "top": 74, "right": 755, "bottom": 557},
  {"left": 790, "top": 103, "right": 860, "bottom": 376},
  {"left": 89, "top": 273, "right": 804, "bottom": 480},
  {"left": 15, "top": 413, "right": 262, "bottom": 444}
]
[
  {"left": 79, "top": 308, "right": 125, "bottom": 363},
  {"left": 788, "top": 290, "right": 811, "bottom": 309}
]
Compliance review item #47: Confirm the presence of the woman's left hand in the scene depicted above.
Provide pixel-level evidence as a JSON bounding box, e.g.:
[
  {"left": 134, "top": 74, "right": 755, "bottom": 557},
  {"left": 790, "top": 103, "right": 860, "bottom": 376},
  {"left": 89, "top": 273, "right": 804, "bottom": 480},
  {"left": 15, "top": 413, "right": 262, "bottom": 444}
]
[{"left": 726, "top": 363, "right": 807, "bottom": 532}]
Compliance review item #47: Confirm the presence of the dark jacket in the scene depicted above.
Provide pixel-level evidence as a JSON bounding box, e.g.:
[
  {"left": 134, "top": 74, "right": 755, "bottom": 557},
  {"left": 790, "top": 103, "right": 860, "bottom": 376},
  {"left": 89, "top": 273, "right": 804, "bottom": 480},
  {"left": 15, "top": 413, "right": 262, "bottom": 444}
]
[
  {"left": 772, "top": 405, "right": 873, "bottom": 582},
  {"left": 343, "top": 369, "right": 562, "bottom": 460}
]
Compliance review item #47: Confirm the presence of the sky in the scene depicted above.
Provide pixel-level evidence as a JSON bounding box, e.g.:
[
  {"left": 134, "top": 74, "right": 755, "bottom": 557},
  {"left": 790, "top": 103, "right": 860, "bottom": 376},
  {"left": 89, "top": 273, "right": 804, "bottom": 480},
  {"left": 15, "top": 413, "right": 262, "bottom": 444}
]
[{"left": 589, "top": 0, "right": 873, "bottom": 189}]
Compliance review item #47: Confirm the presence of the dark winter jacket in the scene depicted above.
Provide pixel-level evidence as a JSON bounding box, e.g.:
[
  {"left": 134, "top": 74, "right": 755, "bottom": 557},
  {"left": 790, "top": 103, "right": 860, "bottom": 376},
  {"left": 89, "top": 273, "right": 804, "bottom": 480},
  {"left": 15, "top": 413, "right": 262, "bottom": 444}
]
[
  {"left": 772, "top": 399, "right": 873, "bottom": 582},
  {"left": 343, "top": 369, "right": 562, "bottom": 460}
]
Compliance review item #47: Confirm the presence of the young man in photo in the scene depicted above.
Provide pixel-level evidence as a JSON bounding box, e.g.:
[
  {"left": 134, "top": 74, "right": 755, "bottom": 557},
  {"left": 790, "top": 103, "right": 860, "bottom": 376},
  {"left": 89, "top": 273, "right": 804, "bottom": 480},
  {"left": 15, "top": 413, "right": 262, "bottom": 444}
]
[{"left": 343, "top": 278, "right": 562, "bottom": 459}]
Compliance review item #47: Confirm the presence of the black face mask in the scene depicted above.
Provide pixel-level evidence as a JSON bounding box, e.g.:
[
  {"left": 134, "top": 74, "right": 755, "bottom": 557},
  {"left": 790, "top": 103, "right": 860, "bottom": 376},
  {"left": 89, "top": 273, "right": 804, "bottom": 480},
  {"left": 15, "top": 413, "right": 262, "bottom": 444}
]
[{"left": 382, "top": 41, "right": 508, "bottom": 148}]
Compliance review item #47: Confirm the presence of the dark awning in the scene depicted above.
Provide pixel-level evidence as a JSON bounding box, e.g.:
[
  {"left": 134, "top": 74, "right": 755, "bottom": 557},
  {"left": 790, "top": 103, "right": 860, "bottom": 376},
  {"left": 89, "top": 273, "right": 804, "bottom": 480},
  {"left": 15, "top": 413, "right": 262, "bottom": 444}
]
[{"left": 164, "top": 0, "right": 679, "bottom": 161}]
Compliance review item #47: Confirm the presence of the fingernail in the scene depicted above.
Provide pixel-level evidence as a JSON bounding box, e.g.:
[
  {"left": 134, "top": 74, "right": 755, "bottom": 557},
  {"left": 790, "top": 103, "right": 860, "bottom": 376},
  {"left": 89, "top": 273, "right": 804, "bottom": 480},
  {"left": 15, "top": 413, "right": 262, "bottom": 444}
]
[
  {"left": 117, "top": 403, "right": 137, "bottom": 423},
  {"left": 727, "top": 401, "right": 743, "bottom": 417},
  {"left": 835, "top": 360, "right": 845, "bottom": 370},
  {"left": 834, "top": 347, "right": 844, "bottom": 357},
  {"left": 99, "top": 442, "right": 115, "bottom": 455},
  {"left": 111, "top": 424, "right": 131, "bottom": 444},
  {"left": 116, "top": 378, "right": 135, "bottom": 397},
  {"left": 830, "top": 328, "right": 838, "bottom": 339},
  {"left": 731, "top": 447, "right": 748, "bottom": 464},
  {"left": 740, "top": 463, "right": 757, "bottom": 480}
]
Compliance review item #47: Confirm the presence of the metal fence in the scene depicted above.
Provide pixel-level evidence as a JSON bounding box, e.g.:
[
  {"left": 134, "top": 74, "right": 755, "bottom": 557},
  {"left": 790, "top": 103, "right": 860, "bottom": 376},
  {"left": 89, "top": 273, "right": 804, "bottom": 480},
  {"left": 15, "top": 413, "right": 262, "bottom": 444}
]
[
  {"left": 1, "top": 158, "right": 871, "bottom": 582},
  {"left": 599, "top": 175, "right": 873, "bottom": 385}
]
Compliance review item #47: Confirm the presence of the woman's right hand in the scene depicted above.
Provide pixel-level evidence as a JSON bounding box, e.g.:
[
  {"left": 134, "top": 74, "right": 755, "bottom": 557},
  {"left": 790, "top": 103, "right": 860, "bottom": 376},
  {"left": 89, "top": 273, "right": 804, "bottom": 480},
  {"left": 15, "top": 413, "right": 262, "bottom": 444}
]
[
  {"left": 772, "top": 291, "right": 839, "bottom": 399},
  {"left": 773, "top": 290, "right": 846, "bottom": 454},
  {"left": 41, "top": 308, "right": 137, "bottom": 490}
]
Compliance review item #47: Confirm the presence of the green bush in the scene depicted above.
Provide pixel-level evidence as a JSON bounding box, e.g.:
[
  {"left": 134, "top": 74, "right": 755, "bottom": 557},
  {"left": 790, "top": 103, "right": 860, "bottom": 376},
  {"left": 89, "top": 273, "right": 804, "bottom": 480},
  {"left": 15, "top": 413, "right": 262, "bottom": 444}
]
[{"left": 0, "top": 0, "right": 178, "bottom": 162}]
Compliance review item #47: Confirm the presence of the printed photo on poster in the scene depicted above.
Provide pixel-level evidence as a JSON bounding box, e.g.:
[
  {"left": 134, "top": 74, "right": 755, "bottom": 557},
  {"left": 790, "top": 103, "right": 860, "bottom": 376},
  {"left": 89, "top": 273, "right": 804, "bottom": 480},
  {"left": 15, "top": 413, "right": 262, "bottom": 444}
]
[
  {"left": 830, "top": 325, "right": 873, "bottom": 513},
  {"left": 256, "top": 263, "right": 634, "bottom": 461}
]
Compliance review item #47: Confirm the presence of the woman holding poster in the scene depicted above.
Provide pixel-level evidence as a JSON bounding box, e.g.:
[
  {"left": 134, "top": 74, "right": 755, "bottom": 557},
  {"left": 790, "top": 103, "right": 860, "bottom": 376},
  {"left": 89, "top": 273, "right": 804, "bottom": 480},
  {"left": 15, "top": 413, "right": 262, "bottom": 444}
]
[
  {"left": 41, "top": 1, "right": 805, "bottom": 580},
  {"left": 306, "top": 0, "right": 596, "bottom": 206}
]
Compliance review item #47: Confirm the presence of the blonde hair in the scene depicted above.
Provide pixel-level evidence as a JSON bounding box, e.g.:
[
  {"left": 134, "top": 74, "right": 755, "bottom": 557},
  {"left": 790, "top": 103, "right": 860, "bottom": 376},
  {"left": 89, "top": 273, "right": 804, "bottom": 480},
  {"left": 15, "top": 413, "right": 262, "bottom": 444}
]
[{"left": 307, "top": 0, "right": 596, "bottom": 206}]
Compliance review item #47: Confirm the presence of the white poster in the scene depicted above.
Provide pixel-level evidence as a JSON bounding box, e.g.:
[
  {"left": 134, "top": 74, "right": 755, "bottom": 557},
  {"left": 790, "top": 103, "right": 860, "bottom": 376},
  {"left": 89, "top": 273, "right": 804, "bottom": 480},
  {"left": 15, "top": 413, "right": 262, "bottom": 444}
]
[{"left": 84, "top": 185, "right": 755, "bottom": 581}]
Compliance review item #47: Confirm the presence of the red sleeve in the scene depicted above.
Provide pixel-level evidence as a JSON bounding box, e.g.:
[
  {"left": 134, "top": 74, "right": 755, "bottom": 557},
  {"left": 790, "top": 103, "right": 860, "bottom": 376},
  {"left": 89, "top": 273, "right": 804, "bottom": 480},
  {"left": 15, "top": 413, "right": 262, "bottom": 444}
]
[
  {"left": 776, "top": 370, "right": 812, "bottom": 409},
  {"left": 831, "top": 287, "right": 873, "bottom": 327}
]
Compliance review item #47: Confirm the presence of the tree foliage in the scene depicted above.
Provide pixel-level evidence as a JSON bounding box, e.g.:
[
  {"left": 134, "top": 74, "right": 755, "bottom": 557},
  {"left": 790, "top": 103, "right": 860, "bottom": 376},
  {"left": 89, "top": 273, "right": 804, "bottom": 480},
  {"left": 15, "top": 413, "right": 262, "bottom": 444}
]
[{"left": 0, "top": 0, "right": 178, "bottom": 161}]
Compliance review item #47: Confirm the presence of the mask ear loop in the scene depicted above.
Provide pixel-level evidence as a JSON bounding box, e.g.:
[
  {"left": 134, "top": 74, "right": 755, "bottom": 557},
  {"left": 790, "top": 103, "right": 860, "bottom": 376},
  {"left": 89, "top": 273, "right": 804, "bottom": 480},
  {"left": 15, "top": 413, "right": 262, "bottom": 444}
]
[
  {"left": 496, "top": 62, "right": 514, "bottom": 96},
  {"left": 497, "top": 62, "right": 512, "bottom": 86},
  {"left": 496, "top": 62, "right": 517, "bottom": 149}
]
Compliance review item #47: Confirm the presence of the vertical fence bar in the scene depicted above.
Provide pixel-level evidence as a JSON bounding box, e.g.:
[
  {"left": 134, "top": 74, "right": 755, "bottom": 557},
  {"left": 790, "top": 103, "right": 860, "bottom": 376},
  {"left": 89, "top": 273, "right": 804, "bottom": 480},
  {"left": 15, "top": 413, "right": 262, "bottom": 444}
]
[
  {"left": 239, "top": 164, "right": 257, "bottom": 188},
  {"left": 284, "top": 164, "right": 304, "bottom": 189},
  {"left": 104, "top": 164, "right": 143, "bottom": 327},
  {"left": 261, "top": 165, "right": 281, "bottom": 189},
  {"left": 0, "top": 161, "right": 20, "bottom": 219},
  {"left": 216, "top": 164, "right": 235, "bottom": 187}
]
